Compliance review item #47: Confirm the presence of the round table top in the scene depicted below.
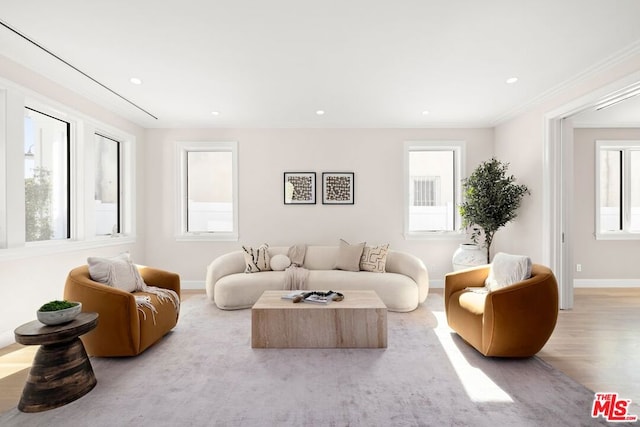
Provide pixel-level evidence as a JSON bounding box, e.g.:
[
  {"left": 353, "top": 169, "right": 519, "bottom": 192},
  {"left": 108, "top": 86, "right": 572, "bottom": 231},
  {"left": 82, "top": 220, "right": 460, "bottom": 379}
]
[{"left": 14, "top": 312, "right": 99, "bottom": 346}]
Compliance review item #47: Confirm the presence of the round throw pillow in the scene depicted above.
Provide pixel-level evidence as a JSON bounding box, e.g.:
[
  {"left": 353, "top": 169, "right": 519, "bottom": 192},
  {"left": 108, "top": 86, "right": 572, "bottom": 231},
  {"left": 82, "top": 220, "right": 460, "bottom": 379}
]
[{"left": 270, "top": 254, "right": 292, "bottom": 271}]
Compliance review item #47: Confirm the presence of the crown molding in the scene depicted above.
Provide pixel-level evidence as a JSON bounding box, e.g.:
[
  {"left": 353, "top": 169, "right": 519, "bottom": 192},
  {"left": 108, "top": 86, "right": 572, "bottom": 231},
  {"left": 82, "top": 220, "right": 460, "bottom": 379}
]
[{"left": 491, "top": 39, "right": 640, "bottom": 127}]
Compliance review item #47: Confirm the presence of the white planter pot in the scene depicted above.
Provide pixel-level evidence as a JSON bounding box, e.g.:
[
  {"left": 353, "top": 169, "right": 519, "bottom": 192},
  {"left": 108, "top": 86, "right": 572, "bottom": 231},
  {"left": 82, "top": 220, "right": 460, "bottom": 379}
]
[{"left": 452, "top": 244, "right": 486, "bottom": 271}]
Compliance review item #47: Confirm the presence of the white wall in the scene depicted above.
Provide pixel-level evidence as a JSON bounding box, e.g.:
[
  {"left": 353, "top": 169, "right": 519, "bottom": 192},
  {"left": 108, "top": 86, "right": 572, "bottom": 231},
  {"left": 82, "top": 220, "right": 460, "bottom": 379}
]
[
  {"left": 144, "top": 128, "right": 494, "bottom": 288},
  {"left": 0, "top": 55, "right": 146, "bottom": 346},
  {"left": 573, "top": 127, "right": 640, "bottom": 282},
  {"left": 494, "top": 51, "right": 640, "bottom": 280}
]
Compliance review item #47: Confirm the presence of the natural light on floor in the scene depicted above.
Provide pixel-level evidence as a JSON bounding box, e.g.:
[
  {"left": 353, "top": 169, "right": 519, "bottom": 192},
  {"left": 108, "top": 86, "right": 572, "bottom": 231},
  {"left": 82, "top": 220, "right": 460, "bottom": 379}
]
[
  {"left": 0, "top": 346, "right": 36, "bottom": 381},
  {"left": 433, "top": 311, "right": 513, "bottom": 403}
]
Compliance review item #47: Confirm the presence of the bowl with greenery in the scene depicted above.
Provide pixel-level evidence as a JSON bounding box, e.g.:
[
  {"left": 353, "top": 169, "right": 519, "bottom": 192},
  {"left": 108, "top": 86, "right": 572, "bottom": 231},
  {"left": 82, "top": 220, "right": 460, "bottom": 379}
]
[{"left": 37, "top": 300, "right": 82, "bottom": 325}]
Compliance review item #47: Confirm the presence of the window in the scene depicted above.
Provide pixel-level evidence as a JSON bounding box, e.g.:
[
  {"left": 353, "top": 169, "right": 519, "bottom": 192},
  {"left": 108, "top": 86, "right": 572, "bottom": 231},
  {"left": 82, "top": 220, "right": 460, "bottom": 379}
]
[
  {"left": 0, "top": 86, "right": 136, "bottom": 259},
  {"left": 596, "top": 140, "right": 640, "bottom": 238},
  {"left": 176, "top": 141, "right": 238, "bottom": 240},
  {"left": 24, "top": 108, "right": 70, "bottom": 242},
  {"left": 404, "top": 141, "right": 464, "bottom": 237},
  {"left": 94, "top": 134, "right": 120, "bottom": 236}
]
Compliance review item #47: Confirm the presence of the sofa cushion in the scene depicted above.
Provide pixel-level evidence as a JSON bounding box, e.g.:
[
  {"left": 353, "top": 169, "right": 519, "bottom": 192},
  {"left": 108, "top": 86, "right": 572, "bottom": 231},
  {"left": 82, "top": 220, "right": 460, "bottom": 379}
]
[
  {"left": 302, "top": 246, "right": 337, "bottom": 270},
  {"left": 485, "top": 252, "right": 532, "bottom": 291},
  {"left": 242, "top": 244, "right": 271, "bottom": 273},
  {"left": 308, "top": 270, "right": 419, "bottom": 312},
  {"left": 87, "top": 252, "right": 144, "bottom": 293},
  {"left": 360, "top": 244, "right": 389, "bottom": 273},
  {"left": 215, "top": 271, "right": 286, "bottom": 309},
  {"left": 334, "top": 239, "right": 365, "bottom": 272}
]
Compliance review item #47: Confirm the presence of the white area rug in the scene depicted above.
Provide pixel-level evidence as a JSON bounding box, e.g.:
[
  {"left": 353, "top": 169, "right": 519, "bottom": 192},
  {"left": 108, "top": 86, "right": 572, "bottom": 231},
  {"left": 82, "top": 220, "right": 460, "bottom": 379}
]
[{"left": 1, "top": 294, "right": 633, "bottom": 426}]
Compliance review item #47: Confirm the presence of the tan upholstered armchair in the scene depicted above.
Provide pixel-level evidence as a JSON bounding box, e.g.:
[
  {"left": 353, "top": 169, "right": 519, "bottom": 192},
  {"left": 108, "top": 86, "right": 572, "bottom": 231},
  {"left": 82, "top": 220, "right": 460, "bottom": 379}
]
[
  {"left": 444, "top": 264, "right": 558, "bottom": 357},
  {"left": 64, "top": 265, "right": 180, "bottom": 357}
]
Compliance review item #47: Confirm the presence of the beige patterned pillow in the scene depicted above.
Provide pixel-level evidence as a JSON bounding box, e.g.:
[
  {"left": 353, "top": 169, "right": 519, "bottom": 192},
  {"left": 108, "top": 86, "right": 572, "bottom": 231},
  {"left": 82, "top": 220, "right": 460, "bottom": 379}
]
[
  {"left": 360, "top": 244, "right": 390, "bottom": 273},
  {"left": 242, "top": 244, "right": 271, "bottom": 273}
]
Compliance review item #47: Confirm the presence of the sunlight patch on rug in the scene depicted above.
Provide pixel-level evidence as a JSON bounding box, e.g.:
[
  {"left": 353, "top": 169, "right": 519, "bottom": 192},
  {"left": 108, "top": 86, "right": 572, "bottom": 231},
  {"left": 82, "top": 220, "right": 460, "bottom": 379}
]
[{"left": 433, "top": 310, "right": 513, "bottom": 403}]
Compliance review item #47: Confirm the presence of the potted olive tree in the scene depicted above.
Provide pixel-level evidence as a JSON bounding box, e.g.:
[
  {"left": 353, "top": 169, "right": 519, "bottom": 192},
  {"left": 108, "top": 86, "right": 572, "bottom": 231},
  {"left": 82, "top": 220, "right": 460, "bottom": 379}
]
[{"left": 458, "top": 157, "right": 530, "bottom": 263}]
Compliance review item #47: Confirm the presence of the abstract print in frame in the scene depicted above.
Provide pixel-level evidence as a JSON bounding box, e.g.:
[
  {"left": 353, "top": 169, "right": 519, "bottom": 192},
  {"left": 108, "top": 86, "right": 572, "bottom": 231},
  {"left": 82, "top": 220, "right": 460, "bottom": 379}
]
[
  {"left": 322, "top": 172, "right": 354, "bottom": 205},
  {"left": 284, "top": 172, "right": 316, "bottom": 204}
]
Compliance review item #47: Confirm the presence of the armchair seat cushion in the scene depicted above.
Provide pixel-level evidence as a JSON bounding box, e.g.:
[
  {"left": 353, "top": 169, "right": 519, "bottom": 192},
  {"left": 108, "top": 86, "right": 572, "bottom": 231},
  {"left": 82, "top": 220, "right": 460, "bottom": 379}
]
[{"left": 457, "top": 289, "right": 486, "bottom": 315}]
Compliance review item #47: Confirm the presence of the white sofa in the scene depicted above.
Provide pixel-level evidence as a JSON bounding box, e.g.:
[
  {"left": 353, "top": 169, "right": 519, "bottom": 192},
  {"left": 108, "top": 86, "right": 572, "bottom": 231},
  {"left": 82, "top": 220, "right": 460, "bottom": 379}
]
[{"left": 205, "top": 246, "right": 429, "bottom": 312}]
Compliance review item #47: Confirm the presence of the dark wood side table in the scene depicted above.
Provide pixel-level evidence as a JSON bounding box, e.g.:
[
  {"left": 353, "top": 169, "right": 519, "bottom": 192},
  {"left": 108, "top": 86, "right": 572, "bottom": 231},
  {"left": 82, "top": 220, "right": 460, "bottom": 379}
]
[{"left": 14, "top": 312, "right": 99, "bottom": 412}]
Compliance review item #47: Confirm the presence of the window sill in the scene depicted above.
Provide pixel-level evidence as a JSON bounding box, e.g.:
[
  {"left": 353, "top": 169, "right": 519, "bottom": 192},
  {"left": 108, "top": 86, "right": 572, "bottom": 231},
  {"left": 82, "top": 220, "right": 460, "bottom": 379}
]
[
  {"left": 403, "top": 231, "right": 466, "bottom": 241},
  {"left": 175, "top": 232, "right": 239, "bottom": 242},
  {"left": 595, "top": 232, "right": 640, "bottom": 241},
  {"left": 0, "top": 236, "right": 137, "bottom": 262}
]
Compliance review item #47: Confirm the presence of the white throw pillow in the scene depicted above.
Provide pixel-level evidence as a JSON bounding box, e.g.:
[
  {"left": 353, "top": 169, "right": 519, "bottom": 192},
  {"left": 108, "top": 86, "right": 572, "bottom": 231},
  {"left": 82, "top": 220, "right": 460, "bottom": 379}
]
[
  {"left": 87, "top": 252, "right": 145, "bottom": 293},
  {"left": 270, "top": 254, "right": 292, "bottom": 271},
  {"left": 360, "top": 244, "right": 390, "bottom": 273},
  {"left": 242, "top": 244, "right": 271, "bottom": 273},
  {"left": 485, "top": 252, "right": 532, "bottom": 292},
  {"left": 334, "top": 239, "right": 366, "bottom": 272}
]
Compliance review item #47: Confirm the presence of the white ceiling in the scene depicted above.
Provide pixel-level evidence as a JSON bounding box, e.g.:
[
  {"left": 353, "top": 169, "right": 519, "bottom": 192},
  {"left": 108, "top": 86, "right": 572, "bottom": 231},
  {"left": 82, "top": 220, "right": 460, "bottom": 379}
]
[{"left": 1, "top": 0, "right": 640, "bottom": 129}]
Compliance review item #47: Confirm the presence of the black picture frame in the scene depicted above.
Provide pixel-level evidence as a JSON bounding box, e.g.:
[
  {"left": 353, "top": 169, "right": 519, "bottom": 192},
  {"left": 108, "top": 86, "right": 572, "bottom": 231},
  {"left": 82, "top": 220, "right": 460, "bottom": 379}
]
[
  {"left": 322, "top": 172, "right": 354, "bottom": 205},
  {"left": 284, "top": 172, "right": 316, "bottom": 204}
]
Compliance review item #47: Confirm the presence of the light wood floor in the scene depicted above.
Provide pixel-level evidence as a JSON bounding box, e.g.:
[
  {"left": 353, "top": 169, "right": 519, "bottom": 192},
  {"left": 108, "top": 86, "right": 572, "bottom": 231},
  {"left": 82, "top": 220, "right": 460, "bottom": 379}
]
[{"left": 1, "top": 288, "right": 638, "bottom": 414}]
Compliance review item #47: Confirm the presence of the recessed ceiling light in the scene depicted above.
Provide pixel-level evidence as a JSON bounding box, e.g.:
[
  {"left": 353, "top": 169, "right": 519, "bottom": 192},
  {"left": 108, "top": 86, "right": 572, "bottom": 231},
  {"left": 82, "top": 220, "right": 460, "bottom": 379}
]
[
  {"left": 422, "top": 110, "right": 430, "bottom": 116},
  {"left": 130, "top": 77, "right": 143, "bottom": 85},
  {"left": 211, "top": 111, "right": 220, "bottom": 116},
  {"left": 506, "top": 77, "right": 518, "bottom": 84},
  {"left": 316, "top": 110, "right": 325, "bottom": 116}
]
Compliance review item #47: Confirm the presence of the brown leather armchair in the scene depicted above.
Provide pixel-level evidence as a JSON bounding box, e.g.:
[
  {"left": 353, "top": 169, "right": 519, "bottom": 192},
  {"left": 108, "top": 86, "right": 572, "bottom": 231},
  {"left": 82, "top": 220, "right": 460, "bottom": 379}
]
[
  {"left": 64, "top": 265, "right": 181, "bottom": 357},
  {"left": 444, "top": 264, "right": 558, "bottom": 357}
]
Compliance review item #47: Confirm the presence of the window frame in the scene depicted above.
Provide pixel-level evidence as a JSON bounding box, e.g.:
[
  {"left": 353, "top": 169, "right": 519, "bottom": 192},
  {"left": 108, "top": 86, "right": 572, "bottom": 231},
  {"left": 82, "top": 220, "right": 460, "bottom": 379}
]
[
  {"left": 24, "top": 106, "right": 72, "bottom": 242},
  {"left": 175, "top": 141, "right": 239, "bottom": 241},
  {"left": 0, "top": 81, "right": 137, "bottom": 260},
  {"left": 403, "top": 140, "right": 465, "bottom": 240},
  {"left": 93, "top": 132, "right": 122, "bottom": 237},
  {"left": 595, "top": 140, "right": 640, "bottom": 240}
]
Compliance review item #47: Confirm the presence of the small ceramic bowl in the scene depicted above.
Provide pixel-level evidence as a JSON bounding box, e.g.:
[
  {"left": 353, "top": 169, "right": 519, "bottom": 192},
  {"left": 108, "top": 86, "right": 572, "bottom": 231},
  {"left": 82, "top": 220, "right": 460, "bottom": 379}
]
[{"left": 37, "top": 302, "right": 82, "bottom": 325}]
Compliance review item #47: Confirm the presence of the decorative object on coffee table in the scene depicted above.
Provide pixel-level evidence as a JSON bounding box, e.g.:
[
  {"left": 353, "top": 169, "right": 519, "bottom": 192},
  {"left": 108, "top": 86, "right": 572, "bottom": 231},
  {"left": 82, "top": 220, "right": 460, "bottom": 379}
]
[
  {"left": 36, "top": 300, "right": 82, "bottom": 325},
  {"left": 14, "top": 312, "right": 99, "bottom": 412},
  {"left": 289, "top": 290, "right": 345, "bottom": 304},
  {"left": 322, "top": 172, "right": 354, "bottom": 204},
  {"left": 284, "top": 172, "right": 316, "bottom": 204}
]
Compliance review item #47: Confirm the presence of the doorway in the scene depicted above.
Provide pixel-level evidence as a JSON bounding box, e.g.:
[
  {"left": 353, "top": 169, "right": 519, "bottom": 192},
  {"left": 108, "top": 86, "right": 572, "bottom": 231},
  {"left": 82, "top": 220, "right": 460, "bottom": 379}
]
[{"left": 544, "top": 74, "right": 640, "bottom": 309}]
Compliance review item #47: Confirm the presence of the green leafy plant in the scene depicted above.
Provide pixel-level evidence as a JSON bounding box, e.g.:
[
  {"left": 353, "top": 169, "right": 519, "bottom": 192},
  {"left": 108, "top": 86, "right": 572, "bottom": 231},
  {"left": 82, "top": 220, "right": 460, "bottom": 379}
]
[
  {"left": 38, "top": 300, "right": 78, "bottom": 312},
  {"left": 459, "top": 157, "right": 530, "bottom": 263},
  {"left": 25, "top": 167, "right": 53, "bottom": 241}
]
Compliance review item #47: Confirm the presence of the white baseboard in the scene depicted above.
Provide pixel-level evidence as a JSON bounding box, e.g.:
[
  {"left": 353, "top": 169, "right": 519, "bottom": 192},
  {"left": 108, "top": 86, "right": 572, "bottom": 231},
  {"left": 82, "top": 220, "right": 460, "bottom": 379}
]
[
  {"left": 430, "top": 280, "right": 444, "bottom": 289},
  {"left": 0, "top": 330, "right": 15, "bottom": 349},
  {"left": 181, "top": 280, "right": 205, "bottom": 290},
  {"left": 574, "top": 279, "right": 640, "bottom": 288}
]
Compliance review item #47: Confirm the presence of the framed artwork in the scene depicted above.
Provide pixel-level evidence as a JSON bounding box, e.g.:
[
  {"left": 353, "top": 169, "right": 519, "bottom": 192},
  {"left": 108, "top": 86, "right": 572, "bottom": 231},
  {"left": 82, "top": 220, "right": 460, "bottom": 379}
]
[
  {"left": 322, "top": 172, "right": 354, "bottom": 205},
  {"left": 284, "top": 172, "right": 316, "bottom": 204}
]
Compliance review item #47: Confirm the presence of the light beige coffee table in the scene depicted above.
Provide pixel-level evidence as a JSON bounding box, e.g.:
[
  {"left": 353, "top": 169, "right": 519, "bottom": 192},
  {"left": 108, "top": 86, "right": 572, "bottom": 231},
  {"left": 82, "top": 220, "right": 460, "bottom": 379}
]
[{"left": 251, "top": 290, "right": 387, "bottom": 348}]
